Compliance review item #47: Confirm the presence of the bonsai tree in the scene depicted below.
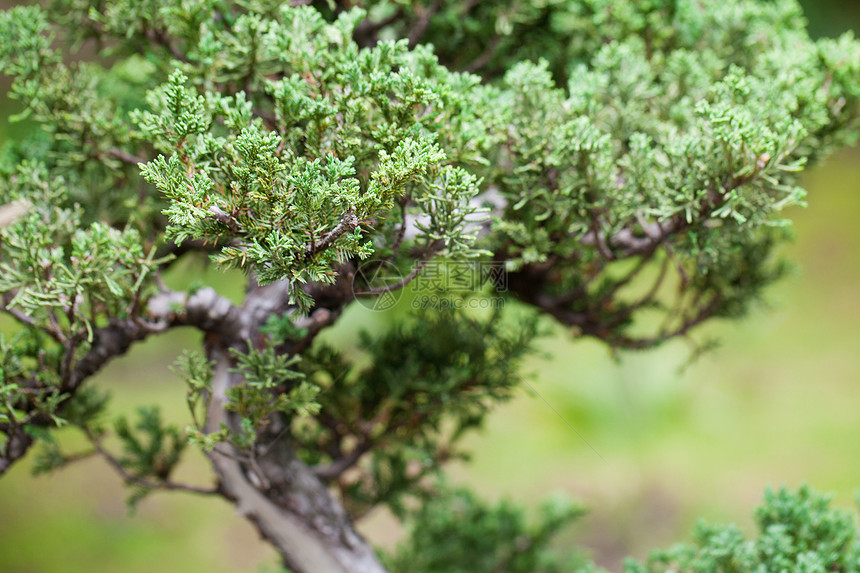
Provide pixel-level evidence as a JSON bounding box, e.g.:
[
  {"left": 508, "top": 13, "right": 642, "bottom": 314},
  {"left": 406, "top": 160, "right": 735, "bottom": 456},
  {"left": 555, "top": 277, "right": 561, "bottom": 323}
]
[{"left": 1, "top": 0, "right": 859, "bottom": 571}]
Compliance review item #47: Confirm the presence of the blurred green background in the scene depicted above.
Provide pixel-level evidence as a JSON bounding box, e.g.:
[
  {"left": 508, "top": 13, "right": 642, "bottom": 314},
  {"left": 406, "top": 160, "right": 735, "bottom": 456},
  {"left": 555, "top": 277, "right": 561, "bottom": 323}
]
[{"left": 1, "top": 1, "right": 860, "bottom": 572}]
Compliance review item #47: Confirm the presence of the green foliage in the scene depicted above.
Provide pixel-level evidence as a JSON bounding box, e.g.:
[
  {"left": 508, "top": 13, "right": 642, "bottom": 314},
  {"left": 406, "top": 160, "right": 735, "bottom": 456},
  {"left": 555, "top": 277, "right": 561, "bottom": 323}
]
[
  {"left": 114, "top": 406, "right": 186, "bottom": 506},
  {"left": 295, "top": 308, "right": 538, "bottom": 516},
  {"left": 2, "top": 0, "right": 860, "bottom": 570},
  {"left": 625, "top": 485, "right": 860, "bottom": 572},
  {"left": 29, "top": 432, "right": 67, "bottom": 476},
  {"left": 3, "top": 0, "right": 857, "bottom": 343},
  {"left": 0, "top": 161, "right": 163, "bottom": 344},
  {"left": 172, "top": 351, "right": 223, "bottom": 452},
  {"left": 0, "top": 6, "right": 57, "bottom": 77},
  {"left": 226, "top": 344, "right": 317, "bottom": 448},
  {"left": 129, "top": 11, "right": 490, "bottom": 310},
  {"left": 260, "top": 314, "right": 308, "bottom": 343},
  {"left": 171, "top": 349, "right": 213, "bottom": 431},
  {"left": 385, "top": 484, "right": 593, "bottom": 573},
  {"left": 60, "top": 385, "right": 111, "bottom": 432},
  {"left": 0, "top": 330, "right": 66, "bottom": 428}
]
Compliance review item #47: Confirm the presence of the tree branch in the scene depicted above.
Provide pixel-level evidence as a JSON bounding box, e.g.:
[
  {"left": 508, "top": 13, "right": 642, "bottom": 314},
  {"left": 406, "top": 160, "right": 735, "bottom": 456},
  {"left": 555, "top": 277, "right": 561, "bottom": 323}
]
[
  {"left": 354, "top": 245, "right": 439, "bottom": 296},
  {"left": 0, "top": 426, "right": 33, "bottom": 477},
  {"left": 204, "top": 346, "right": 388, "bottom": 573},
  {"left": 407, "top": 0, "right": 443, "bottom": 48},
  {"left": 0, "top": 286, "right": 247, "bottom": 477},
  {"left": 312, "top": 438, "right": 372, "bottom": 481},
  {"left": 580, "top": 175, "right": 753, "bottom": 260},
  {"left": 144, "top": 27, "right": 187, "bottom": 62},
  {"left": 354, "top": 9, "right": 403, "bottom": 48},
  {"left": 106, "top": 147, "right": 148, "bottom": 166},
  {"left": 610, "top": 296, "right": 722, "bottom": 350},
  {"left": 86, "top": 430, "right": 219, "bottom": 496},
  {"left": 306, "top": 210, "right": 358, "bottom": 258},
  {"left": 147, "top": 286, "right": 247, "bottom": 345},
  {"left": 465, "top": 33, "right": 501, "bottom": 72},
  {"left": 207, "top": 205, "right": 242, "bottom": 233},
  {"left": 0, "top": 294, "right": 65, "bottom": 343}
]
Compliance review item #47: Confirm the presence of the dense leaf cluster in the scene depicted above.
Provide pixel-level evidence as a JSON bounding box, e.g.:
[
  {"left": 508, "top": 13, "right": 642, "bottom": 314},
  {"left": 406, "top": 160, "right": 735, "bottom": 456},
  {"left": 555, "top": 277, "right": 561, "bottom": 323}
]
[
  {"left": 295, "top": 308, "right": 537, "bottom": 518},
  {"left": 626, "top": 486, "right": 860, "bottom": 572},
  {"left": 1, "top": 0, "right": 859, "bottom": 571},
  {"left": 386, "top": 485, "right": 589, "bottom": 573}
]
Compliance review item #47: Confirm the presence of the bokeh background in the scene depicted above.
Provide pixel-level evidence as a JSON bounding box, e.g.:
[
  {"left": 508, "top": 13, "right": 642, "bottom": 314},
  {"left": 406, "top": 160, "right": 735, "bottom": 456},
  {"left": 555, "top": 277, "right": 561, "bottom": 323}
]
[{"left": 1, "top": 1, "right": 859, "bottom": 571}]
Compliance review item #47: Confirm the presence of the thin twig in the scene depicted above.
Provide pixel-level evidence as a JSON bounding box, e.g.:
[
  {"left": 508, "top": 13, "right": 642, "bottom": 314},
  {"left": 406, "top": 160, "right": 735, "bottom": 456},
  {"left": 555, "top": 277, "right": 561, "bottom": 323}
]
[
  {"left": 0, "top": 302, "right": 65, "bottom": 343},
  {"left": 589, "top": 214, "right": 615, "bottom": 260},
  {"left": 87, "top": 431, "right": 219, "bottom": 496},
  {"left": 354, "top": 247, "right": 437, "bottom": 296},
  {"left": 614, "top": 296, "right": 721, "bottom": 350},
  {"left": 354, "top": 9, "right": 404, "bottom": 47},
  {"left": 663, "top": 242, "right": 689, "bottom": 289},
  {"left": 107, "top": 147, "right": 147, "bottom": 166},
  {"left": 466, "top": 34, "right": 501, "bottom": 73},
  {"left": 390, "top": 198, "right": 409, "bottom": 258},
  {"left": 636, "top": 255, "right": 670, "bottom": 307},
  {"left": 144, "top": 27, "right": 187, "bottom": 63},
  {"left": 306, "top": 211, "right": 359, "bottom": 257},
  {"left": 313, "top": 439, "right": 373, "bottom": 480},
  {"left": 407, "top": 0, "right": 444, "bottom": 48}
]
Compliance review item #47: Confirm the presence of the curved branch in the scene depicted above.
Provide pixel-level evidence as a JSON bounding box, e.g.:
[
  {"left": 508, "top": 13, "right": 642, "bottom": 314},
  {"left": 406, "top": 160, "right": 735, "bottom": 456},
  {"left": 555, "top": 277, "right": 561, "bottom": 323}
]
[
  {"left": 306, "top": 210, "right": 358, "bottom": 258},
  {"left": 204, "top": 346, "right": 388, "bottom": 573},
  {"left": 143, "top": 26, "right": 187, "bottom": 62},
  {"left": 407, "top": 0, "right": 443, "bottom": 48},
  {"left": 106, "top": 147, "right": 147, "bottom": 166},
  {"left": 0, "top": 427, "right": 33, "bottom": 477},
  {"left": 465, "top": 34, "right": 501, "bottom": 72},
  {"left": 86, "top": 431, "right": 218, "bottom": 496},
  {"left": 312, "top": 438, "right": 372, "bottom": 481},
  {"left": 354, "top": 254, "right": 432, "bottom": 296},
  {"left": 353, "top": 9, "right": 403, "bottom": 47},
  {"left": 581, "top": 175, "right": 754, "bottom": 260},
  {"left": 147, "top": 286, "right": 246, "bottom": 345},
  {"left": 610, "top": 296, "right": 722, "bottom": 350},
  {"left": 0, "top": 297, "right": 64, "bottom": 343}
]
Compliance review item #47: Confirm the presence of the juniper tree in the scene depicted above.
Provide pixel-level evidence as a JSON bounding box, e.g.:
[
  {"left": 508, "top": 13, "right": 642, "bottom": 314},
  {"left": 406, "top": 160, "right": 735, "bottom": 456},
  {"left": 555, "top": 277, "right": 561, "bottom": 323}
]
[{"left": 0, "top": 1, "right": 859, "bottom": 572}]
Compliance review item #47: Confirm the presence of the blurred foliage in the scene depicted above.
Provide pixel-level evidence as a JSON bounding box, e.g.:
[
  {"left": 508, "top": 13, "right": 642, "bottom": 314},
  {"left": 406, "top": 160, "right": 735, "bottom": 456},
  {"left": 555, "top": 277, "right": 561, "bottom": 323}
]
[
  {"left": 384, "top": 484, "right": 592, "bottom": 573},
  {"left": 625, "top": 486, "right": 860, "bottom": 572}
]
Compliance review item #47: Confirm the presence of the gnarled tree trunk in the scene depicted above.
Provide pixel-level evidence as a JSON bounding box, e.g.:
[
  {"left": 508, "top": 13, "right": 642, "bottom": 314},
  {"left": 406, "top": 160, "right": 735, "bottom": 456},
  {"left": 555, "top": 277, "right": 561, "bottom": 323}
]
[{"left": 205, "top": 344, "right": 388, "bottom": 573}]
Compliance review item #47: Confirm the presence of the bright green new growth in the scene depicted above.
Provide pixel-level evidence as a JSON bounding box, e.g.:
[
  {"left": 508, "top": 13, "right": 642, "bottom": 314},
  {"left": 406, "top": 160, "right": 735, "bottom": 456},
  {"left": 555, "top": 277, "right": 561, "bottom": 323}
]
[
  {"left": 1, "top": 1, "right": 859, "bottom": 572},
  {"left": 625, "top": 485, "right": 860, "bottom": 572}
]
